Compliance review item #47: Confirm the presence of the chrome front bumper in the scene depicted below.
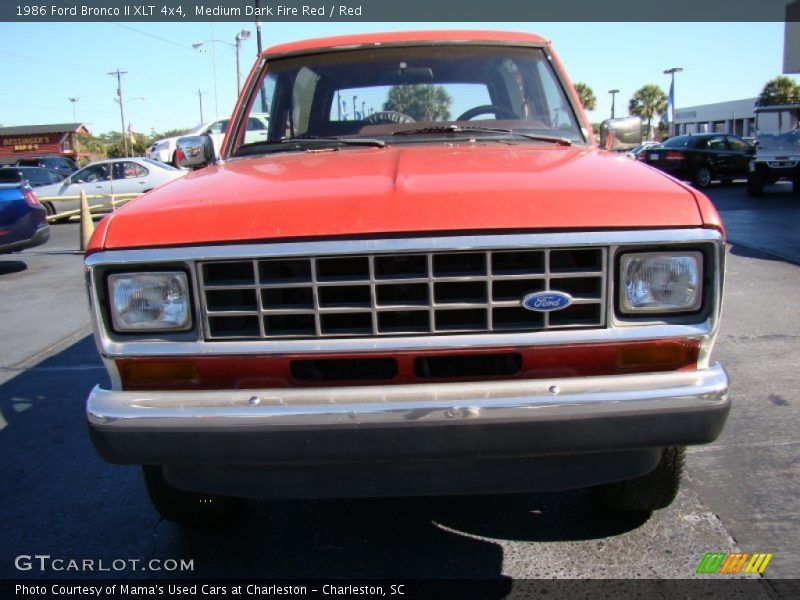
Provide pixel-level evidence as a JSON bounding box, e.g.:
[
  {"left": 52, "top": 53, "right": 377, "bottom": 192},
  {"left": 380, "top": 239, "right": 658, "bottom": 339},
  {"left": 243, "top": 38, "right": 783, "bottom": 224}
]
[{"left": 88, "top": 364, "right": 729, "bottom": 466}]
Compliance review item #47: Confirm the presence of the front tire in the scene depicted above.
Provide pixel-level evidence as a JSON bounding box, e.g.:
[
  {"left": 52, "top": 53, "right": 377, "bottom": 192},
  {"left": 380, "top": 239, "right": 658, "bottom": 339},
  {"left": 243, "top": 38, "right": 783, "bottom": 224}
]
[
  {"left": 592, "top": 446, "right": 685, "bottom": 513},
  {"left": 142, "top": 465, "right": 244, "bottom": 527},
  {"left": 747, "top": 172, "right": 764, "bottom": 197},
  {"left": 693, "top": 166, "right": 712, "bottom": 189}
]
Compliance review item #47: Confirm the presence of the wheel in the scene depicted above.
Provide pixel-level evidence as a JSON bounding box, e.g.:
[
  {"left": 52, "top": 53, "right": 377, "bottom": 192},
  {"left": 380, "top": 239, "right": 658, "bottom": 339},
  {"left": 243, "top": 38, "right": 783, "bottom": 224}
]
[
  {"left": 746, "top": 172, "right": 764, "bottom": 197},
  {"left": 456, "top": 105, "right": 518, "bottom": 121},
  {"left": 42, "top": 202, "right": 55, "bottom": 217},
  {"left": 363, "top": 111, "right": 415, "bottom": 124},
  {"left": 693, "top": 166, "right": 712, "bottom": 189},
  {"left": 592, "top": 447, "right": 685, "bottom": 513},
  {"left": 142, "top": 465, "right": 244, "bottom": 527}
]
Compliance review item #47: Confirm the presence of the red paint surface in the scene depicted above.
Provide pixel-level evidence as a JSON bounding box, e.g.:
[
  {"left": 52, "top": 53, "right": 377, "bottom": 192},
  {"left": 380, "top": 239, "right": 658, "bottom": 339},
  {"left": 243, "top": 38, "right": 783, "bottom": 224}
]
[
  {"left": 261, "top": 30, "right": 549, "bottom": 58},
  {"left": 116, "top": 339, "right": 701, "bottom": 391},
  {"left": 95, "top": 145, "right": 704, "bottom": 252}
]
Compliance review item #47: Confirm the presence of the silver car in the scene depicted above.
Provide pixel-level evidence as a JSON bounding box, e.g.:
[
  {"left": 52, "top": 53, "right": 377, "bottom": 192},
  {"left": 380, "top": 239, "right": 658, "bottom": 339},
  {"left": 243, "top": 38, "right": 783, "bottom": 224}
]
[
  {"left": 35, "top": 157, "right": 186, "bottom": 218},
  {"left": 148, "top": 114, "right": 270, "bottom": 164}
]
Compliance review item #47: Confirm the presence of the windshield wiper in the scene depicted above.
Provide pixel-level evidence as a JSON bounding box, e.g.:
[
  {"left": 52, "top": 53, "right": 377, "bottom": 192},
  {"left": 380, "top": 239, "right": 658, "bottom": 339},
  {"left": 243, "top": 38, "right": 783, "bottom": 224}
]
[
  {"left": 392, "top": 125, "right": 572, "bottom": 146},
  {"left": 281, "top": 136, "right": 386, "bottom": 148}
]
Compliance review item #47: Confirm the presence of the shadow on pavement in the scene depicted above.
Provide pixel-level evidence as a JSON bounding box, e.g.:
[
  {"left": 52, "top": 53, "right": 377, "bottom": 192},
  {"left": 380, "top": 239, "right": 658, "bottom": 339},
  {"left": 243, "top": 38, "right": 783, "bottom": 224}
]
[
  {"left": 0, "top": 334, "right": 647, "bottom": 583},
  {"left": 728, "top": 244, "right": 788, "bottom": 262},
  {"left": 0, "top": 260, "right": 28, "bottom": 276}
]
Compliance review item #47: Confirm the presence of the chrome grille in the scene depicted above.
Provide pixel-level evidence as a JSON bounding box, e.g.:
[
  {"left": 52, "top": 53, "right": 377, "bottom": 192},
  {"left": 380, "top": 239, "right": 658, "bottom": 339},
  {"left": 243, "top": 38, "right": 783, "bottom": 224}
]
[{"left": 198, "top": 248, "right": 607, "bottom": 340}]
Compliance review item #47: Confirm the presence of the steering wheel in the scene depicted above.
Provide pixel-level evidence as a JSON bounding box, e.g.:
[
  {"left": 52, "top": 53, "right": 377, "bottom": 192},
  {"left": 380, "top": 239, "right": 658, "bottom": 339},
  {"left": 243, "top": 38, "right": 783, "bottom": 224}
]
[
  {"left": 363, "top": 111, "right": 416, "bottom": 124},
  {"left": 456, "top": 105, "right": 518, "bottom": 121}
]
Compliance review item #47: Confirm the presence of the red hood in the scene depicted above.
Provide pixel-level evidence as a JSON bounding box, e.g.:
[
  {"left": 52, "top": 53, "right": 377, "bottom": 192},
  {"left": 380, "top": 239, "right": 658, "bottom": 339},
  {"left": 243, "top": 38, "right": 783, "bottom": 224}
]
[{"left": 94, "top": 144, "right": 705, "bottom": 251}]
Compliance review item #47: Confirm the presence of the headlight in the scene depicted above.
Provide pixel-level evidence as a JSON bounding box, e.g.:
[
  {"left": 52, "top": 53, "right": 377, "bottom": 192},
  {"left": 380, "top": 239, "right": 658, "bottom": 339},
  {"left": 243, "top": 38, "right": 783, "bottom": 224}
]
[
  {"left": 620, "top": 252, "right": 703, "bottom": 314},
  {"left": 108, "top": 272, "right": 191, "bottom": 332}
]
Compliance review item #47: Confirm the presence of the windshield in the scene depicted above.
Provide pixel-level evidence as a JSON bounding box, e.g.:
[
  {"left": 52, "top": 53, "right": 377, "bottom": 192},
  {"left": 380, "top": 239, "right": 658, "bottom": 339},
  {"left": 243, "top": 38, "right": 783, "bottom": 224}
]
[
  {"left": 231, "top": 43, "right": 585, "bottom": 156},
  {"left": 755, "top": 108, "right": 800, "bottom": 152}
]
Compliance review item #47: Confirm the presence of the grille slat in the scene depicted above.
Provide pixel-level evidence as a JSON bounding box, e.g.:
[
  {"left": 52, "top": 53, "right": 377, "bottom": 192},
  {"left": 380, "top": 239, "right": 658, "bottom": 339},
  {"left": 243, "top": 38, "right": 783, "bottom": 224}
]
[{"left": 200, "top": 247, "right": 607, "bottom": 340}]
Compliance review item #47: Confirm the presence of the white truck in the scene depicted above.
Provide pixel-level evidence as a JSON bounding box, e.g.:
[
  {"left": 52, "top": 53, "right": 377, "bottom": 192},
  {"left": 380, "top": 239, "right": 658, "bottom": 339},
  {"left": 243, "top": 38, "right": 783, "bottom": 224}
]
[{"left": 748, "top": 102, "right": 800, "bottom": 196}]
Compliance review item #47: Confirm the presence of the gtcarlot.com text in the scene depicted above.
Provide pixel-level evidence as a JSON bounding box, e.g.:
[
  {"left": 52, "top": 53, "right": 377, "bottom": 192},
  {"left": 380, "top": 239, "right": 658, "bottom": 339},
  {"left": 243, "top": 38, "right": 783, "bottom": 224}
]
[{"left": 14, "top": 554, "right": 194, "bottom": 573}]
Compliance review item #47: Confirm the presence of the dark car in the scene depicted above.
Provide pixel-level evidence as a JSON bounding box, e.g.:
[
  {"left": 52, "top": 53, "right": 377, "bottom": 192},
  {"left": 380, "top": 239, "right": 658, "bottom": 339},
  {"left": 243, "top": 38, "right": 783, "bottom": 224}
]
[
  {"left": 0, "top": 180, "right": 50, "bottom": 254},
  {"left": 0, "top": 166, "right": 64, "bottom": 216},
  {"left": 15, "top": 155, "right": 78, "bottom": 178},
  {"left": 643, "top": 133, "right": 754, "bottom": 188}
]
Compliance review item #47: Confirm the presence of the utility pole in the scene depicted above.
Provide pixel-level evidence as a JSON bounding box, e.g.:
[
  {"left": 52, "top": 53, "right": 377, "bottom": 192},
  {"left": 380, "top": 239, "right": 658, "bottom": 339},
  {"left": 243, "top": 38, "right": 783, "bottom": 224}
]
[
  {"left": 197, "top": 89, "right": 205, "bottom": 123},
  {"left": 108, "top": 68, "right": 128, "bottom": 157}
]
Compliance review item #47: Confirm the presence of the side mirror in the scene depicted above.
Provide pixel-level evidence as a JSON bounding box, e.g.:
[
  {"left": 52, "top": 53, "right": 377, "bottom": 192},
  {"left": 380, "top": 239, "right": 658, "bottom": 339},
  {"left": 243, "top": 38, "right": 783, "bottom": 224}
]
[
  {"left": 176, "top": 134, "right": 215, "bottom": 170},
  {"left": 600, "top": 117, "right": 643, "bottom": 151}
]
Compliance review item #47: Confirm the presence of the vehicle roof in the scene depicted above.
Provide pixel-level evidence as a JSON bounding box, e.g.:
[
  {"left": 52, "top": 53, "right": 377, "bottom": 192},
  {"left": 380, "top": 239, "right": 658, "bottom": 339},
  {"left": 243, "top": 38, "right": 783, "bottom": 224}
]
[
  {"left": 0, "top": 165, "right": 53, "bottom": 171},
  {"left": 263, "top": 30, "right": 549, "bottom": 58},
  {"left": 15, "top": 154, "right": 74, "bottom": 160},
  {"left": 80, "top": 157, "right": 147, "bottom": 166}
]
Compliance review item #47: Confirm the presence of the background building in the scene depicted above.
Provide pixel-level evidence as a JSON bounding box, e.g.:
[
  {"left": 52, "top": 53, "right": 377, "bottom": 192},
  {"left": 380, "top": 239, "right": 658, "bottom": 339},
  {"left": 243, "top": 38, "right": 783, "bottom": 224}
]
[
  {"left": 674, "top": 98, "right": 794, "bottom": 138},
  {"left": 0, "top": 123, "right": 88, "bottom": 163}
]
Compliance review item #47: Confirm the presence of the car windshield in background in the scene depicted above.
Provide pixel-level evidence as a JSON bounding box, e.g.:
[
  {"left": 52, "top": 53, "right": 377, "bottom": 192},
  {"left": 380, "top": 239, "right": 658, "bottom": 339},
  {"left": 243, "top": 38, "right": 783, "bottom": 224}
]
[
  {"left": 142, "top": 157, "right": 179, "bottom": 170},
  {"left": 757, "top": 131, "right": 800, "bottom": 151},
  {"left": 0, "top": 169, "right": 24, "bottom": 183},
  {"left": 232, "top": 44, "right": 585, "bottom": 156},
  {"left": 661, "top": 136, "right": 698, "bottom": 149}
]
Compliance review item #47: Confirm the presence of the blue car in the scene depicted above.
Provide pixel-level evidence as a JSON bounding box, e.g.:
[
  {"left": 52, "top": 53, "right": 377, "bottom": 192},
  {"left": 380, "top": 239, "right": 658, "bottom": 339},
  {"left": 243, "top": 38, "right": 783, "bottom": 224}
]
[{"left": 0, "top": 178, "right": 50, "bottom": 254}]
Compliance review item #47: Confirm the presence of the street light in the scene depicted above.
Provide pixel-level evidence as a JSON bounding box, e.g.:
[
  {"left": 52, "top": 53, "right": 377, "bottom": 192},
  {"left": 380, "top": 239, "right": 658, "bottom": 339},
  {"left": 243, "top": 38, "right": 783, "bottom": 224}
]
[
  {"left": 663, "top": 67, "right": 683, "bottom": 137},
  {"left": 234, "top": 29, "right": 251, "bottom": 94},
  {"left": 608, "top": 89, "right": 619, "bottom": 119},
  {"left": 193, "top": 28, "right": 251, "bottom": 103},
  {"left": 68, "top": 97, "right": 79, "bottom": 123}
]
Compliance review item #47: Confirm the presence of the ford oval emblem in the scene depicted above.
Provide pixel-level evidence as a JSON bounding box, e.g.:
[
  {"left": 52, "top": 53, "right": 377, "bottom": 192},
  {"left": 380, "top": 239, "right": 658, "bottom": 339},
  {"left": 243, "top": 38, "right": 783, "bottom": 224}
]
[{"left": 522, "top": 291, "right": 573, "bottom": 312}]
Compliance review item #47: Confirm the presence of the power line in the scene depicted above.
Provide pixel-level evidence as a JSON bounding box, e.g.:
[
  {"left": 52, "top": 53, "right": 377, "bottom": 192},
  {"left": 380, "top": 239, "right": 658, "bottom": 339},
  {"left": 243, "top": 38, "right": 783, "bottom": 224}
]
[{"left": 111, "top": 22, "right": 196, "bottom": 52}]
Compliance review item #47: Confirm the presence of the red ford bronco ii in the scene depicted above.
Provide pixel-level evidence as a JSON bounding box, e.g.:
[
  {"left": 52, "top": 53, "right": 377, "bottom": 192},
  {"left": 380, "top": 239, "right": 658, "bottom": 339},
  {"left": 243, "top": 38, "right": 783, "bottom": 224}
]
[{"left": 84, "top": 31, "right": 729, "bottom": 525}]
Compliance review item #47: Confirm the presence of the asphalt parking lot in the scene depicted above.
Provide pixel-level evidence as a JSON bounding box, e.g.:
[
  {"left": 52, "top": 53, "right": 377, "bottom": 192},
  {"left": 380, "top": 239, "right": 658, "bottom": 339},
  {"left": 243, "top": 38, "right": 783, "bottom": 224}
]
[{"left": 0, "top": 184, "right": 798, "bottom": 597}]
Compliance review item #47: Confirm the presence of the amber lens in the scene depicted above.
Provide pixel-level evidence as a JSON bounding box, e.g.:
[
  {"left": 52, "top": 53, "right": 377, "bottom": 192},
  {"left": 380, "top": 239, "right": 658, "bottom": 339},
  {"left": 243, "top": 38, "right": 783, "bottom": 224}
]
[
  {"left": 615, "top": 342, "right": 699, "bottom": 372},
  {"left": 119, "top": 361, "right": 199, "bottom": 387}
]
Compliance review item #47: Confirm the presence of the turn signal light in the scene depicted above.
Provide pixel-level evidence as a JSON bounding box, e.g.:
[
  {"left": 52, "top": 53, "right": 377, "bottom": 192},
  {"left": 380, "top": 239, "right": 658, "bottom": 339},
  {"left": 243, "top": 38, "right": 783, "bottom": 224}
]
[
  {"left": 615, "top": 341, "right": 699, "bottom": 372},
  {"left": 118, "top": 360, "right": 199, "bottom": 388}
]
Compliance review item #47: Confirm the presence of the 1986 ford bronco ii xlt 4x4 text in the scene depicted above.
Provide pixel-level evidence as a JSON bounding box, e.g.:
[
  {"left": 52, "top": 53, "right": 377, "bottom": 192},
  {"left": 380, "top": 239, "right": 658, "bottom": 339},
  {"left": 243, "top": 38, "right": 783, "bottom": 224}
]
[{"left": 84, "top": 31, "right": 729, "bottom": 525}]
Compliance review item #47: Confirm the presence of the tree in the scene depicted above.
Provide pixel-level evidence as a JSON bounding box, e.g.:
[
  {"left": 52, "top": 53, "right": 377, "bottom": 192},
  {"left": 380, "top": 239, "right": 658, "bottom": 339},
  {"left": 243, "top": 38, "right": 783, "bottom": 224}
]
[
  {"left": 758, "top": 76, "right": 800, "bottom": 106},
  {"left": 574, "top": 82, "right": 597, "bottom": 111},
  {"left": 628, "top": 84, "right": 668, "bottom": 140},
  {"left": 383, "top": 84, "right": 452, "bottom": 121}
]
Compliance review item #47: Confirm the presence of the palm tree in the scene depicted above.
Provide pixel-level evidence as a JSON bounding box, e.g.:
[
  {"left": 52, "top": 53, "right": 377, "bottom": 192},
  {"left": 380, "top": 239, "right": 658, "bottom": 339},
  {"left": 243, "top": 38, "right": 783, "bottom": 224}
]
[
  {"left": 384, "top": 85, "right": 452, "bottom": 121},
  {"left": 573, "top": 82, "right": 597, "bottom": 111},
  {"left": 628, "top": 84, "right": 668, "bottom": 140},
  {"left": 758, "top": 76, "right": 800, "bottom": 129},
  {"left": 758, "top": 76, "right": 800, "bottom": 107}
]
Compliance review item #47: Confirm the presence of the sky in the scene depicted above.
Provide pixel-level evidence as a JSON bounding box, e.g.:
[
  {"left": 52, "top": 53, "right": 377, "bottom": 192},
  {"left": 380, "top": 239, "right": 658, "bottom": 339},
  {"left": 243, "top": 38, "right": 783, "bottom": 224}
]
[{"left": 0, "top": 21, "right": 798, "bottom": 136}]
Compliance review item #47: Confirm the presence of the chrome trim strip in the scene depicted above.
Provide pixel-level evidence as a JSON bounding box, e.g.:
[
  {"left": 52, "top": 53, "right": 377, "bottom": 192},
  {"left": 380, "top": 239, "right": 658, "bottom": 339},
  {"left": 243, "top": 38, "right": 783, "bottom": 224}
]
[
  {"left": 87, "top": 363, "right": 728, "bottom": 430},
  {"left": 86, "top": 229, "right": 722, "bottom": 266},
  {"left": 96, "top": 322, "right": 712, "bottom": 357}
]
